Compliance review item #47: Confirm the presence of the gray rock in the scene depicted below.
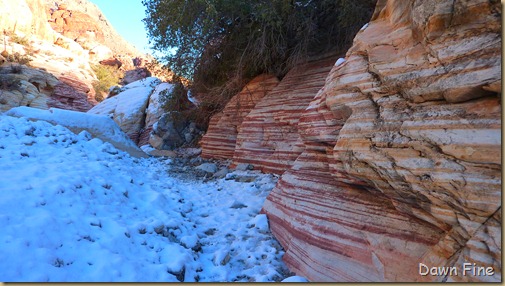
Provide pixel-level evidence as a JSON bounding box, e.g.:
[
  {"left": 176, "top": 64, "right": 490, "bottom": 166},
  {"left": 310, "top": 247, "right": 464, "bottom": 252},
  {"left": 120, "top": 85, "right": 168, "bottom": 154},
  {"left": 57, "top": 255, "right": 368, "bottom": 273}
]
[
  {"left": 150, "top": 111, "right": 187, "bottom": 150},
  {"left": 234, "top": 175, "right": 258, "bottom": 183},
  {"left": 195, "top": 163, "right": 218, "bottom": 174},
  {"left": 213, "top": 167, "right": 230, "bottom": 179},
  {"left": 235, "top": 163, "right": 254, "bottom": 171},
  {"left": 184, "top": 132, "right": 193, "bottom": 143}
]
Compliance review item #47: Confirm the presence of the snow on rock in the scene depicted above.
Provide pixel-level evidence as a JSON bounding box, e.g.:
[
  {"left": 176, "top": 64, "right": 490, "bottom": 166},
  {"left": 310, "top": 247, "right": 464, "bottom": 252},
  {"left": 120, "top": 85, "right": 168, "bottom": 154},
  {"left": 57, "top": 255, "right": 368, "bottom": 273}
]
[
  {"left": 282, "top": 276, "right": 309, "bottom": 282},
  {"left": 138, "top": 82, "right": 174, "bottom": 146},
  {"left": 4, "top": 106, "right": 147, "bottom": 158},
  {"left": 0, "top": 115, "right": 289, "bottom": 282},
  {"left": 87, "top": 77, "right": 162, "bottom": 144},
  {"left": 334, "top": 57, "right": 346, "bottom": 67}
]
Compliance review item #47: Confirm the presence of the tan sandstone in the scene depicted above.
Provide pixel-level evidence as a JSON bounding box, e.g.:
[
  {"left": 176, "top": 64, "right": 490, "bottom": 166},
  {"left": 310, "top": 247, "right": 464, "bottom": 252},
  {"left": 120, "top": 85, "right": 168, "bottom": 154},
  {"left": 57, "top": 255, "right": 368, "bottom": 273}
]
[{"left": 261, "top": 0, "right": 501, "bottom": 282}]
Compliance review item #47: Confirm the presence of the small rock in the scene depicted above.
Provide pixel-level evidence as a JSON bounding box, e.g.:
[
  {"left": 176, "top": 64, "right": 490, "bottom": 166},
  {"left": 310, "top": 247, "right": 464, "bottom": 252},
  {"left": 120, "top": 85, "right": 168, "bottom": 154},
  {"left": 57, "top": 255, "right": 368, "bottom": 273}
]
[
  {"left": 195, "top": 162, "right": 218, "bottom": 174},
  {"left": 213, "top": 167, "right": 230, "bottom": 179},
  {"left": 230, "top": 201, "right": 248, "bottom": 209},
  {"left": 213, "top": 252, "right": 231, "bottom": 266},
  {"left": 235, "top": 163, "right": 254, "bottom": 171},
  {"left": 224, "top": 173, "right": 237, "bottom": 180},
  {"left": 234, "top": 175, "right": 257, "bottom": 183}
]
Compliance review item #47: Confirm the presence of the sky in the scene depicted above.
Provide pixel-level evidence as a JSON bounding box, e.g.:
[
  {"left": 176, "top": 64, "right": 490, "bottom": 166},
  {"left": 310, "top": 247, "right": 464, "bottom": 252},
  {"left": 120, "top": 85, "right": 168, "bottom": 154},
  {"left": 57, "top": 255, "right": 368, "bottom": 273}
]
[{"left": 89, "top": 0, "right": 152, "bottom": 54}]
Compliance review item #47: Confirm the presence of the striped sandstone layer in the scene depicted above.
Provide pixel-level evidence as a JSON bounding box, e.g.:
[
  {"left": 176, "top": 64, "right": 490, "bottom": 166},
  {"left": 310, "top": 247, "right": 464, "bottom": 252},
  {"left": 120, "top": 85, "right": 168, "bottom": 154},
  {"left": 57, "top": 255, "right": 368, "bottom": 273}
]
[
  {"left": 231, "top": 57, "right": 338, "bottom": 174},
  {"left": 201, "top": 74, "right": 279, "bottom": 160},
  {"left": 262, "top": 0, "right": 501, "bottom": 282}
]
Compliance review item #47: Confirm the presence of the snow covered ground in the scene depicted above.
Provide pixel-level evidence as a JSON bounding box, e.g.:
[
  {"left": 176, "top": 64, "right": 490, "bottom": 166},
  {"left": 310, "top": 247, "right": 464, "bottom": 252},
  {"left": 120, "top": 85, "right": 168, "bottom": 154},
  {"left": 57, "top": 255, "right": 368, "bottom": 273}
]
[{"left": 0, "top": 114, "right": 294, "bottom": 282}]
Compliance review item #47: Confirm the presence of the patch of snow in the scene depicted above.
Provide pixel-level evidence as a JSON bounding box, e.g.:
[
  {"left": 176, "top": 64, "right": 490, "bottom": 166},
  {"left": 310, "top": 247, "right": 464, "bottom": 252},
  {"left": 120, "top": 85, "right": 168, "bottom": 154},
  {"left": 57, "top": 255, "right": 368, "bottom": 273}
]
[
  {"left": 140, "top": 144, "right": 155, "bottom": 153},
  {"left": 122, "top": 77, "right": 161, "bottom": 90},
  {"left": 4, "top": 107, "right": 145, "bottom": 158},
  {"left": 0, "top": 115, "right": 288, "bottom": 282},
  {"left": 147, "top": 83, "right": 174, "bottom": 117},
  {"left": 282, "top": 276, "right": 309, "bottom": 282},
  {"left": 335, "top": 58, "right": 346, "bottom": 67},
  {"left": 187, "top": 90, "right": 199, "bottom": 106}
]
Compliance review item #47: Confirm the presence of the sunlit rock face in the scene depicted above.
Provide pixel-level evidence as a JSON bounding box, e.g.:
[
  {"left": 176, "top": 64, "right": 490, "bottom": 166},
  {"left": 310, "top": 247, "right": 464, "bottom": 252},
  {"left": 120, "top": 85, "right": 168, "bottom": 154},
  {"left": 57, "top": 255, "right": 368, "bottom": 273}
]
[
  {"left": 87, "top": 77, "right": 162, "bottom": 144},
  {"left": 231, "top": 57, "right": 339, "bottom": 174},
  {"left": 201, "top": 74, "right": 280, "bottom": 160},
  {"left": 262, "top": 0, "right": 501, "bottom": 282}
]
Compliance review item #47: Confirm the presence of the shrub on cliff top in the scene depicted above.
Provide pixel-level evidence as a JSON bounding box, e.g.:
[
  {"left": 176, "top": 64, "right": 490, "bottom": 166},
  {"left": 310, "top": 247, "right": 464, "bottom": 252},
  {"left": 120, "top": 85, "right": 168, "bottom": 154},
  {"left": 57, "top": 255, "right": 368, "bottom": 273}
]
[
  {"left": 91, "top": 64, "right": 124, "bottom": 102},
  {"left": 143, "top": 0, "right": 376, "bottom": 127}
]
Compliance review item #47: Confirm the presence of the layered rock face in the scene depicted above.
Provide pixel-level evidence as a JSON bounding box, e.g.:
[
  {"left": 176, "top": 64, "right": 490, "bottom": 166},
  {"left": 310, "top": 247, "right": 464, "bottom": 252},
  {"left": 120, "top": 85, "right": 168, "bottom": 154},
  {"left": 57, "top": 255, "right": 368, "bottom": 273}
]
[
  {"left": 261, "top": 0, "right": 501, "bottom": 282},
  {"left": 201, "top": 74, "right": 279, "bottom": 160},
  {"left": 0, "top": 0, "right": 57, "bottom": 42},
  {"left": 0, "top": 64, "right": 93, "bottom": 112},
  {"left": 231, "top": 57, "right": 338, "bottom": 174},
  {"left": 44, "top": 0, "right": 140, "bottom": 57}
]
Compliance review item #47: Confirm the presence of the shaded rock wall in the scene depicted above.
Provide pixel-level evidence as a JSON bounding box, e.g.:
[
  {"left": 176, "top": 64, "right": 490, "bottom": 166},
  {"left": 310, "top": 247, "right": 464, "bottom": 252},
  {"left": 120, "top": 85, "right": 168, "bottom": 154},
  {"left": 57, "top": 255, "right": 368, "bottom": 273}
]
[
  {"left": 261, "top": 0, "right": 501, "bottom": 282},
  {"left": 201, "top": 74, "right": 280, "bottom": 160},
  {"left": 231, "top": 57, "right": 339, "bottom": 174}
]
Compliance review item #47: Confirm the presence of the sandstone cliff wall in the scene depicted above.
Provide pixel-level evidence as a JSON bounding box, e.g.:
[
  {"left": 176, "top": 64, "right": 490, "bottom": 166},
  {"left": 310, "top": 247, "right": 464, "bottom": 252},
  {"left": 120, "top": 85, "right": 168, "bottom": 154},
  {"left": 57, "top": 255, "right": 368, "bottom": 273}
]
[
  {"left": 261, "top": 0, "right": 501, "bottom": 282},
  {"left": 201, "top": 74, "right": 280, "bottom": 160},
  {"left": 44, "top": 0, "right": 141, "bottom": 57},
  {"left": 0, "top": 0, "right": 57, "bottom": 42},
  {"left": 231, "top": 57, "right": 339, "bottom": 174},
  {"left": 0, "top": 0, "right": 151, "bottom": 113}
]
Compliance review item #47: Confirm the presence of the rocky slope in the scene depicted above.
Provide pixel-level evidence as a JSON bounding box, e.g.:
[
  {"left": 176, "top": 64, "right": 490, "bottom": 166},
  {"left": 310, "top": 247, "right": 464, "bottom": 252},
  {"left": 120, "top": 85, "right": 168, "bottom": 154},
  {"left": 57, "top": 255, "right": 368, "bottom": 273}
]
[
  {"left": 0, "top": 0, "right": 160, "bottom": 113},
  {"left": 201, "top": 0, "right": 501, "bottom": 282},
  {"left": 44, "top": 0, "right": 141, "bottom": 57}
]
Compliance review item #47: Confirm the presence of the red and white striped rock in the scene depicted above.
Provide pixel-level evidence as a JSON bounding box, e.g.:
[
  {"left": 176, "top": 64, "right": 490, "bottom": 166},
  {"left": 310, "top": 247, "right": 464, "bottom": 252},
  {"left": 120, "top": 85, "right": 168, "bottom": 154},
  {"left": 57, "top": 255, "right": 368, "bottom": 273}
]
[
  {"left": 201, "top": 74, "right": 279, "bottom": 160},
  {"left": 232, "top": 57, "right": 338, "bottom": 174},
  {"left": 262, "top": 0, "right": 501, "bottom": 282}
]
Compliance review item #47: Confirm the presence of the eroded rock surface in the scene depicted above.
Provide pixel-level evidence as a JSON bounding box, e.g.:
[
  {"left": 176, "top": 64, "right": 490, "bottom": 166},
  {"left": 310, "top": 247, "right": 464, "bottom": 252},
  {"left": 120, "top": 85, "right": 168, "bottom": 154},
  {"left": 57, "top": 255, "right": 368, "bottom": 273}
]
[
  {"left": 201, "top": 74, "right": 279, "bottom": 160},
  {"left": 261, "top": 0, "right": 501, "bottom": 282},
  {"left": 0, "top": 64, "right": 94, "bottom": 112},
  {"left": 231, "top": 57, "right": 338, "bottom": 174}
]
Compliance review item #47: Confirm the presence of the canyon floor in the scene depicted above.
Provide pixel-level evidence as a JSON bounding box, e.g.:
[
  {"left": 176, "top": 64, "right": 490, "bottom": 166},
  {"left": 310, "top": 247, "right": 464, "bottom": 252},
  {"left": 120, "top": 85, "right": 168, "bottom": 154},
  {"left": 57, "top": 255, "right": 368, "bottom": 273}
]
[{"left": 0, "top": 114, "right": 307, "bottom": 282}]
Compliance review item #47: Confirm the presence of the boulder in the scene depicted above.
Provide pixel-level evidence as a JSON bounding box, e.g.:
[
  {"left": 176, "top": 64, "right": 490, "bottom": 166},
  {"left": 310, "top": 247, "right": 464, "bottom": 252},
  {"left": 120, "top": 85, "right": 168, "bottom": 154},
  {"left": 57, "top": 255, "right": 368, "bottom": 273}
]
[
  {"left": 149, "top": 111, "right": 187, "bottom": 150},
  {"left": 87, "top": 77, "right": 161, "bottom": 144},
  {"left": 99, "top": 57, "right": 122, "bottom": 68},
  {"left": 138, "top": 82, "right": 174, "bottom": 146},
  {"left": 262, "top": 0, "right": 501, "bottom": 282},
  {"left": 195, "top": 163, "right": 218, "bottom": 175},
  {"left": 0, "top": 64, "right": 93, "bottom": 112},
  {"left": 122, "top": 68, "right": 152, "bottom": 85},
  {"left": 5, "top": 106, "right": 147, "bottom": 158}
]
